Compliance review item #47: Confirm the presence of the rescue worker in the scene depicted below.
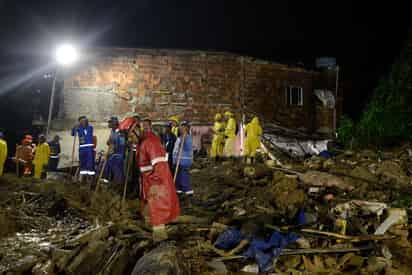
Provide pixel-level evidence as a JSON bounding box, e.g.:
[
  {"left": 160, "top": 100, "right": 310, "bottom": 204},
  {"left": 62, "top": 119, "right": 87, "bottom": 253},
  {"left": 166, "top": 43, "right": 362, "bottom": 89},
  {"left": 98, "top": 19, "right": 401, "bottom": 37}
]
[
  {"left": 168, "top": 116, "right": 179, "bottom": 137},
  {"left": 173, "top": 121, "right": 193, "bottom": 205},
  {"left": 161, "top": 123, "right": 176, "bottom": 172},
  {"left": 103, "top": 117, "right": 126, "bottom": 184},
  {"left": 223, "top": 111, "right": 237, "bottom": 159},
  {"left": 15, "top": 135, "right": 34, "bottom": 177},
  {"left": 71, "top": 116, "right": 95, "bottom": 181},
  {"left": 210, "top": 113, "right": 225, "bottom": 161},
  {"left": 33, "top": 135, "right": 50, "bottom": 179},
  {"left": 138, "top": 119, "right": 180, "bottom": 242},
  {"left": 244, "top": 116, "right": 263, "bottom": 164},
  {"left": 48, "top": 135, "right": 61, "bottom": 171},
  {"left": 0, "top": 132, "right": 7, "bottom": 176}
]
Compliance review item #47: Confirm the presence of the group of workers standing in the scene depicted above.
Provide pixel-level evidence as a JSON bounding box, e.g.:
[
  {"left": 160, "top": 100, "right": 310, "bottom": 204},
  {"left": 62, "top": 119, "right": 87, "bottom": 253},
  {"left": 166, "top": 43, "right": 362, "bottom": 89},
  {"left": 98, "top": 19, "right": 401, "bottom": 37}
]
[
  {"left": 0, "top": 112, "right": 262, "bottom": 241},
  {"left": 211, "top": 111, "right": 263, "bottom": 164},
  {"left": 0, "top": 131, "right": 61, "bottom": 179}
]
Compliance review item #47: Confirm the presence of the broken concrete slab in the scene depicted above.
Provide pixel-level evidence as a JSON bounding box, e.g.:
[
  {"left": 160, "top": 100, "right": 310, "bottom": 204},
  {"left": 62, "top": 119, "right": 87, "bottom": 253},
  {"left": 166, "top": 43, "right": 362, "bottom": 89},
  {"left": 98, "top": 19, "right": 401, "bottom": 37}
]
[{"left": 299, "top": 171, "right": 355, "bottom": 191}]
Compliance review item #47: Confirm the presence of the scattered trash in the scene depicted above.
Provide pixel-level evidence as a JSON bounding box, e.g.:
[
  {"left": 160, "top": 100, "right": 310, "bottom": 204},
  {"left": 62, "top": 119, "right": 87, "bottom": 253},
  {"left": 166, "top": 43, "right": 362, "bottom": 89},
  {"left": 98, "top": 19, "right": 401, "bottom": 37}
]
[
  {"left": 241, "top": 264, "right": 259, "bottom": 273},
  {"left": 2, "top": 140, "right": 412, "bottom": 274}
]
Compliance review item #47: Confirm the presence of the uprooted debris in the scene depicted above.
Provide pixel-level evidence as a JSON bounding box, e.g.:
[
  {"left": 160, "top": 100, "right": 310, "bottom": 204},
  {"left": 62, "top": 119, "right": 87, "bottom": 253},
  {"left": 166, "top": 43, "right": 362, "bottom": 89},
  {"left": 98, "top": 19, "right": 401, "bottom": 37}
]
[{"left": 1, "top": 143, "right": 412, "bottom": 274}]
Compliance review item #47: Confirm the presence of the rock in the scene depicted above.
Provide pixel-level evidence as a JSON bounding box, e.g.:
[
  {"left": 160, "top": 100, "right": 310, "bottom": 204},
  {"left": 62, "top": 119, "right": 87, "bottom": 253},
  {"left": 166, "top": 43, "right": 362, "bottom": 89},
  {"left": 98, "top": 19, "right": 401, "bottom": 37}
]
[
  {"left": 376, "top": 160, "right": 409, "bottom": 185},
  {"left": 131, "top": 242, "right": 189, "bottom": 275},
  {"left": 299, "top": 171, "right": 354, "bottom": 191},
  {"left": 271, "top": 175, "right": 305, "bottom": 218}
]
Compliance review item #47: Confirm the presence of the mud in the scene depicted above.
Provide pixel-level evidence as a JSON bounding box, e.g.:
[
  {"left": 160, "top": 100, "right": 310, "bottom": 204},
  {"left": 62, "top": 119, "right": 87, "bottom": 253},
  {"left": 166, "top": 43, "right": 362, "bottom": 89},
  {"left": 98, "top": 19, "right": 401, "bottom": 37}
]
[{"left": 0, "top": 143, "right": 412, "bottom": 274}]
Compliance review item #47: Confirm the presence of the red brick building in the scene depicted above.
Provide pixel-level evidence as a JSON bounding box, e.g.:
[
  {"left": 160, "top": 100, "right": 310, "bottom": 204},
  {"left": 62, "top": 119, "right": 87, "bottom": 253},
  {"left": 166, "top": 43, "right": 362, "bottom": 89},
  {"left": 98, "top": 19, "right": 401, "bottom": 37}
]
[{"left": 56, "top": 47, "right": 342, "bottom": 134}]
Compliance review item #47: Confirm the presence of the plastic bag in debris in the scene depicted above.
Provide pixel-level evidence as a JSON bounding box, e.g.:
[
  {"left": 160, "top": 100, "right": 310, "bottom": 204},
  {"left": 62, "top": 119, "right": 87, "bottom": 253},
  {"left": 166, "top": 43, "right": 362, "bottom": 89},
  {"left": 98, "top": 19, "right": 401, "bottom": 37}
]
[
  {"left": 263, "top": 134, "right": 329, "bottom": 158},
  {"left": 215, "top": 228, "right": 243, "bottom": 250},
  {"left": 243, "top": 231, "right": 300, "bottom": 272}
]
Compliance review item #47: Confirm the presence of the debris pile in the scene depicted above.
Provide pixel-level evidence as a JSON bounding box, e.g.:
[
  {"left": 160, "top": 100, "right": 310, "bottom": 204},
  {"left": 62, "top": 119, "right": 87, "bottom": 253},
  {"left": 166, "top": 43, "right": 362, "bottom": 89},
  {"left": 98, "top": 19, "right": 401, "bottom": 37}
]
[{"left": 0, "top": 143, "right": 412, "bottom": 274}]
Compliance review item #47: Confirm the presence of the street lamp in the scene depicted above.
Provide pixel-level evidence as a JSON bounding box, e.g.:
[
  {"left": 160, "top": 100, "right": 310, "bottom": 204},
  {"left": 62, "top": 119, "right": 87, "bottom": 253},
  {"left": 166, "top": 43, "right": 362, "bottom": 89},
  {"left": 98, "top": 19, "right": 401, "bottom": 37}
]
[{"left": 46, "top": 44, "right": 78, "bottom": 138}]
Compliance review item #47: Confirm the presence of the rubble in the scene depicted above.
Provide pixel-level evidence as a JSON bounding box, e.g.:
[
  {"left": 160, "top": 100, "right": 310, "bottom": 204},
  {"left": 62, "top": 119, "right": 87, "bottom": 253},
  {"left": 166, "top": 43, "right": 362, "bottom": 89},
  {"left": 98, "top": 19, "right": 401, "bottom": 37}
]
[
  {"left": 299, "top": 170, "right": 355, "bottom": 191},
  {"left": 1, "top": 143, "right": 412, "bottom": 274}
]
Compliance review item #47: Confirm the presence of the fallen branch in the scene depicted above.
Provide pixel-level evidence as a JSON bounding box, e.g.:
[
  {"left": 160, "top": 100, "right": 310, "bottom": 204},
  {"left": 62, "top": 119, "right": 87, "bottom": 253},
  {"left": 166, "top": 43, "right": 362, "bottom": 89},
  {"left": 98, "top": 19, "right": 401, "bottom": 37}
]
[
  {"left": 301, "top": 228, "right": 397, "bottom": 242},
  {"left": 281, "top": 245, "right": 374, "bottom": 255},
  {"left": 213, "top": 245, "right": 375, "bottom": 262}
]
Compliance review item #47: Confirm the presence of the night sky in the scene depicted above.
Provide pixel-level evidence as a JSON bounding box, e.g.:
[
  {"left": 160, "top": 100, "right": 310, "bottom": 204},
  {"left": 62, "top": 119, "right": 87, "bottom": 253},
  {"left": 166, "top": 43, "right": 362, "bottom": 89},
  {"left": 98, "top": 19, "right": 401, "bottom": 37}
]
[{"left": 0, "top": 0, "right": 410, "bottom": 130}]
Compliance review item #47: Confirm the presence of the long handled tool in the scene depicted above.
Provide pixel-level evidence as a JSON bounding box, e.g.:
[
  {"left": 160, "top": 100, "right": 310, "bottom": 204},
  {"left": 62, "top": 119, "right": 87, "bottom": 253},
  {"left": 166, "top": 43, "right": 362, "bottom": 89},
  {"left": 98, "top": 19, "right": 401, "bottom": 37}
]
[
  {"left": 95, "top": 151, "right": 109, "bottom": 193},
  {"left": 122, "top": 149, "right": 133, "bottom": 207},
  {"left": 70, "top": 134, "right": 77, "bottom": 175},
  {"left": 173, "top": 133, "right": 186, "bottom": 183}
]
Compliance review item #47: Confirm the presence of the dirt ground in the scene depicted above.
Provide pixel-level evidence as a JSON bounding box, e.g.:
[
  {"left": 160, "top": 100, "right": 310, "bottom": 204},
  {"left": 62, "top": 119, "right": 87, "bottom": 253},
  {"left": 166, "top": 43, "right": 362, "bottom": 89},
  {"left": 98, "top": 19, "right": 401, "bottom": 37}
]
[{"left": 1, "top": 145, "right": 412, "bottom": 274}]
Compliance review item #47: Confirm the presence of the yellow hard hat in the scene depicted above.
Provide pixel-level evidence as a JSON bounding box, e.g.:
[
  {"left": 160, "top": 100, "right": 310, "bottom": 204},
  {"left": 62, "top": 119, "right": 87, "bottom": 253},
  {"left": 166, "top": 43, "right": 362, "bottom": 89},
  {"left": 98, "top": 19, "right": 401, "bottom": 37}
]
[
  {"left": 215, "top": 113, "right": 222, "bottom": 120},
  {"left": 224, "top": 111, "right": 233, "bottom": 117},
  {"left": 168, "top": 116, "right": 179, "bottom": 123}
]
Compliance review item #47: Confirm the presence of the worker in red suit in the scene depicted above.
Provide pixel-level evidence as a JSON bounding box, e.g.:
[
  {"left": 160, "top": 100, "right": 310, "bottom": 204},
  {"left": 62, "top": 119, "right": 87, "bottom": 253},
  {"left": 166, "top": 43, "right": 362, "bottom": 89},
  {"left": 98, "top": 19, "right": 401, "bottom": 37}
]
[{"left": 138, "top": 119, "right": 180, "bottom": 242}]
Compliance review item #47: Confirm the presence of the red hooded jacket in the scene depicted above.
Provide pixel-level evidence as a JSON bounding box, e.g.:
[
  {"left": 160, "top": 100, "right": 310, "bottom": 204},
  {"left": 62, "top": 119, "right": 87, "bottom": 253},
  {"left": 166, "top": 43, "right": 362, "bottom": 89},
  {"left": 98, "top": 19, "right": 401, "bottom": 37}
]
[{"left": 138, "top": 131, "right": 180, "bottom": 226}]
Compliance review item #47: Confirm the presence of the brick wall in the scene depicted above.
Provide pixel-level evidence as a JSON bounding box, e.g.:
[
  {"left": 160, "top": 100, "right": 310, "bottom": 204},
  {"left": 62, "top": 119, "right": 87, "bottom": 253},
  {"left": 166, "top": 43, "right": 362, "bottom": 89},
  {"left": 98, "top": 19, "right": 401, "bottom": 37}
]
[{"left": 59, "top": 48, "right": 338, "bottom": 132}]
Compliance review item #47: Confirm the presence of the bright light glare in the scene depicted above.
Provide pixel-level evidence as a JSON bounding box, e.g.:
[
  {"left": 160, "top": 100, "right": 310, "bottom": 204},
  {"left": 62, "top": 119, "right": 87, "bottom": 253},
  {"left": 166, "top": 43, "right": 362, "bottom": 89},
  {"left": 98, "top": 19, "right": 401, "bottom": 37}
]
[{"left": 55, "top": 44, "right": 77, "bottom": 66}]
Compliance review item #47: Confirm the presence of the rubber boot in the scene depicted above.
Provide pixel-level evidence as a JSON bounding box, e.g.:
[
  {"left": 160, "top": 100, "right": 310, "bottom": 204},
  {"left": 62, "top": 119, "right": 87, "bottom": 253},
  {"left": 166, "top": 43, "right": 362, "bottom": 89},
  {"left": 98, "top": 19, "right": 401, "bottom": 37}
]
[{"left": 186, "top": 195, "right": 193, "bottom": 208}]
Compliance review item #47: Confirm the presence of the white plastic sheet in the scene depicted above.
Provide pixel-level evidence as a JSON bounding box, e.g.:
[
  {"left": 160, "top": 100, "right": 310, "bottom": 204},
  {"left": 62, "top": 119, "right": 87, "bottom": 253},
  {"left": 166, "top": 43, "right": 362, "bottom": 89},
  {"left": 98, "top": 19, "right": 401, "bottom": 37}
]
[{"left": 263, "top": 134, "right": 330, "bottom": 158}]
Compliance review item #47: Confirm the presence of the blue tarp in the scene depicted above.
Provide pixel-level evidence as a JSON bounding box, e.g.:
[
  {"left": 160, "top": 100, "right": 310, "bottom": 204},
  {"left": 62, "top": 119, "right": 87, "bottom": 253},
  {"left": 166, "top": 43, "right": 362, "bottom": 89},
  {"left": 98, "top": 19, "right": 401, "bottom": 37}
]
[{"left": 214, "top": 228, "right": 300, "bottom": 273}]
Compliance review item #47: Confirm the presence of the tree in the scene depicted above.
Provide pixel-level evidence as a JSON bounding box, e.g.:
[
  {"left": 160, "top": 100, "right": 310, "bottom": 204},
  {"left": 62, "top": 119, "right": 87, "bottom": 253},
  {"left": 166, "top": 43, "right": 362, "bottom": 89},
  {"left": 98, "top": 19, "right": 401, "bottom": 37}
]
[{"left": 358, "top": 31, "right": 412, "bottom": 144}]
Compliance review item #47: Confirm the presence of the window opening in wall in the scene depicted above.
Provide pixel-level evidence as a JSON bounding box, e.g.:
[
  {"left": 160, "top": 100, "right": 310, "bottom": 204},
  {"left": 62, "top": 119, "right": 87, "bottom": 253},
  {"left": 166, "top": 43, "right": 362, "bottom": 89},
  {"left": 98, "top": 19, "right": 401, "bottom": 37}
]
[{"left": 285, "top": 86, "right": 303, "bottom": 106}]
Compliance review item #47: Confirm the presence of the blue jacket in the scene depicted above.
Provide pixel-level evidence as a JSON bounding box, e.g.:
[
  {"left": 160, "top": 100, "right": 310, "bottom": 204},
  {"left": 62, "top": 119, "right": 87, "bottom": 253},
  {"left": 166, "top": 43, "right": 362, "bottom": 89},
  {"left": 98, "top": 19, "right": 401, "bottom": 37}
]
[
  {"left": 172, "top": 134, "right": 193, "bottom": 167},
  {"left": 109, "top": 129, "right": 126, "bottom": 156},
  {"left": 71, "top": 125, "right": 94, "bottom": 149}
]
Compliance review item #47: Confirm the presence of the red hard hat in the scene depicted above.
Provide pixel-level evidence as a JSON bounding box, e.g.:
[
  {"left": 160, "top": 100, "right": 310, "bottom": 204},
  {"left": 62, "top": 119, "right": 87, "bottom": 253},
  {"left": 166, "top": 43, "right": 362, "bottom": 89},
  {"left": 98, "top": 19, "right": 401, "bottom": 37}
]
[{"left": 119, "top": 117, "right": 138, "bottom": 131}]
